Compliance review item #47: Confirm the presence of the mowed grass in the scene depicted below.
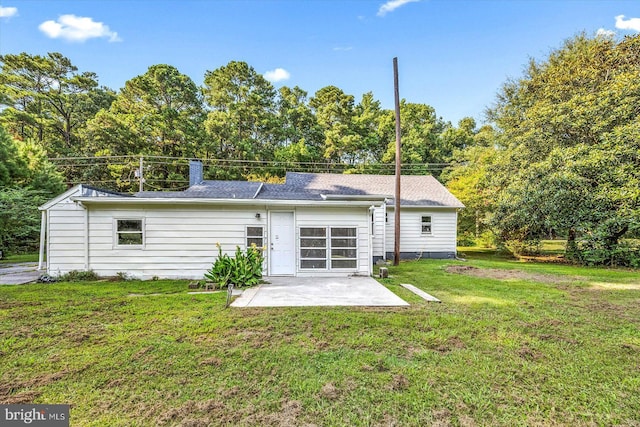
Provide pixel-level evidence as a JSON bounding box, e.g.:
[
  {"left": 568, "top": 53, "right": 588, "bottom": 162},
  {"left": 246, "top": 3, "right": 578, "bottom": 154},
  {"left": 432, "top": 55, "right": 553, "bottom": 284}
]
[{"left": 1, "top": 259, "right": 639, "bottom": 426}]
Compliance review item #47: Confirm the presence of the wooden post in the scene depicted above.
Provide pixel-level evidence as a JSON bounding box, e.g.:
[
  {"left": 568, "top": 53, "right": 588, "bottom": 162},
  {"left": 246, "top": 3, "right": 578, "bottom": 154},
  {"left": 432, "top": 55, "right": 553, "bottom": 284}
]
[
  {"left": 393, "top": 57, "right": 402, "bottom": 266},
  {"left": 139, "top": 156, "right": 144, "bottom": 192}
]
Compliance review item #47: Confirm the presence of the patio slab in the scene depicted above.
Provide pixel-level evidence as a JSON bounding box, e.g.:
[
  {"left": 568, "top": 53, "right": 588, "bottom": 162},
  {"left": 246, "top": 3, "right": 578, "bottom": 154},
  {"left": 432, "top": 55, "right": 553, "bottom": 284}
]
[
  {"left": 231, "top": 276, "right": 409, "bottom": 307},
  {"left": 0, "top": 262, "right": 41, "bottom": 285}
]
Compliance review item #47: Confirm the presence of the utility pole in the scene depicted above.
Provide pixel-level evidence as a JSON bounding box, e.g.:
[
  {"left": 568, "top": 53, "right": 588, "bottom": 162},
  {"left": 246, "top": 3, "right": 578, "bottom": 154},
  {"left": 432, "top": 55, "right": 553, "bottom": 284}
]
[
  {"left": 139, "top": 156, "right": 144, "bottom": 192},
  {"left": 393, "top": 57, "right": 402, "bottom": 266}
]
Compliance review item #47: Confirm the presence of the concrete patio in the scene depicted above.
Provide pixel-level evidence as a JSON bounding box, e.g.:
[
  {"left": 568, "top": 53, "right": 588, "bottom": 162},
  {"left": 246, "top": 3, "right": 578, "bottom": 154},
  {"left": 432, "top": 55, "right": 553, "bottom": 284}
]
[
  {"left": 0, "top": 262, "right": 41, "bottom": 285},
  {"left": 231, "top": 276, "right": 409, "bottom": 307}
]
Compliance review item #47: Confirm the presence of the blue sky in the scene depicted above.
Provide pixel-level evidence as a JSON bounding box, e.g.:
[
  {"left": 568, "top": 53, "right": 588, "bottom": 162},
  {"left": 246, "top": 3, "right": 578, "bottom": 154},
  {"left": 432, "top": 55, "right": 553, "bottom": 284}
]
[{"left": 1, "top": 0, "right": 639, "bottom": 125}]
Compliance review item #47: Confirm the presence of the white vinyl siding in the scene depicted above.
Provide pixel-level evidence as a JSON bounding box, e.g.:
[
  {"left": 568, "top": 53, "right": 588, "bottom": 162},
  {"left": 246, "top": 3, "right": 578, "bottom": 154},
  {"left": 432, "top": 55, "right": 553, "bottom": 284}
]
[
  {"left": 371, "top": 206, "right": 386, "bottom": 258},
  {"left": 86, "top": 205, "right": 267, "bottom": 279},
  {"left": 385, "top": 208, "right": 458, "bottom": 254},
  {"left": 46, "top": 189, "right": 86, "bottom": 275},
  {"left": 46, "top": 200, "right": 372, "bottom": 279}
]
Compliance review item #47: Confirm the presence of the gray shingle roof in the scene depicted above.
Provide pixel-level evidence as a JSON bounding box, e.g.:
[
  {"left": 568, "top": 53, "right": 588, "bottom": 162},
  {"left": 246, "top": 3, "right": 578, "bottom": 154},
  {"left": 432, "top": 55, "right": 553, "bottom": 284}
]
[
  {"left": 283, "top": 173, "right": 464, "bottom": 207},
  {"left": 135, "top": 173, "right": 464, "bottom": 208},
  {"left": 136, "top": 181, "right": 262, "bottom": 199}
]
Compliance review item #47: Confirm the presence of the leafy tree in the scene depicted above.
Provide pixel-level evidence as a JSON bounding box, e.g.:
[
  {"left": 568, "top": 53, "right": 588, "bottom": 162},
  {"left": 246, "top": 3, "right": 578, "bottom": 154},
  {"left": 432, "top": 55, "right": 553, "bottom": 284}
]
[
  {"left": 203, "top": 61, "right": 279, "bottom": 178},
  {"left": 85, "top": 64, "right": 205, "bottom": 190},
  {"left": 309, "top": 85, "right": 361, "bottom": 164},
  {"left": 0, "top": 126, "right": 64, "bottom": 255},
  {"left": 0, "top": 125, "right": 28, "bottom": 186},
  {"left": 486, "top": 34, "right": 640, "bottom": 264},
  {"left": 0, "top": 52, "right": 113, "bottom": 155},
  {"left": 273, "top": 86, "right": 324, "bottom": 173},
  {"left": 444, "top": 125, "right": 498, "bottom": 246},
  {"left": 353, "top": 92, "right": 387, "bottom": 165},
  {"left": 380, "top": 101, "right": 450, "bottom": 176}
]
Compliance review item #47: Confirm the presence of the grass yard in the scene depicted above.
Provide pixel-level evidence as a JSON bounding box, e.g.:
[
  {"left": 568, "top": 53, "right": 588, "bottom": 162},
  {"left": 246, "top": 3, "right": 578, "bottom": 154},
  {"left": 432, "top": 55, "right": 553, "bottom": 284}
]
[
  {"left": 0, "top": 253, "right": 39, "bottom": 264},
  {"left": 1, "top": 259, "right": 639, "bottom": 426}
]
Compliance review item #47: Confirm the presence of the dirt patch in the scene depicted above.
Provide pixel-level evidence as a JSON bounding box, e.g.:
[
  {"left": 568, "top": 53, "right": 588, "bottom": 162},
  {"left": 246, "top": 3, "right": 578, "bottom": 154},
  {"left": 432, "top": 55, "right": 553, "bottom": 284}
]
[
  {"left": 589, "top": 281, "right": 640, "bottom": 290},
  {"left": 430, "top": 408, "right": 452, "bottom": 427},
  {"left": 319, "top": 382, "right": 339, "bottom": 400},
  {"left": 517, "top": 345, "right": 544, "bottom": 361},
  {"left": 445, "top": 265, "right": 578, "bottom": 284},
  {"left": 199, "top": 357, "right": 222, "bottom": 367},
  {"left": 159, "top": 398, "right": 303, "bottom": 427},
  {"left": 388, "top": 374, "right": 409, "bottom": 391},
  {"left": 433, "top": 336, "right": 466, "bottom": 354},
  {"left": 0, "top": 371, "right": 68, "bottom": 404},
  {"left": 1, "top": 390, "right": 42, "bottom": 404}
]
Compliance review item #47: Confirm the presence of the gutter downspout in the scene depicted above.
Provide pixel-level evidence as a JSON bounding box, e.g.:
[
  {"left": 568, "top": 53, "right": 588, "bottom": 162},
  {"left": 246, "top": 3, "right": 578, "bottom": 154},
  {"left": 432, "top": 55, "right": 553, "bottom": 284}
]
[{"left": 38, "top": 210, "right": 46, "bottom": 270}]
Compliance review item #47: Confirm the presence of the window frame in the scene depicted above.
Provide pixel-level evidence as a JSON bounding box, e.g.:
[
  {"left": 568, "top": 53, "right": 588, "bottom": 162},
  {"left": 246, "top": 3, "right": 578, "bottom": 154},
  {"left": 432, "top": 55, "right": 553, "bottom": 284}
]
[
  {"left": 299, "top": 227, "right": 328, "bottom": 270},
  {"left": 246, "top": 225, "right": 265, "bottom": 249},
  {"left": 113, "top": 218, "right": 145, "bottom": 249},
  {"left": 421, "top": 215, "right": 432, "bottom": 235},
  {"left": 298, "top": 226, "right": 358, "bottom": 271},
  {"left": 330, "top": 227, "right": 358, "bottom": 270}
]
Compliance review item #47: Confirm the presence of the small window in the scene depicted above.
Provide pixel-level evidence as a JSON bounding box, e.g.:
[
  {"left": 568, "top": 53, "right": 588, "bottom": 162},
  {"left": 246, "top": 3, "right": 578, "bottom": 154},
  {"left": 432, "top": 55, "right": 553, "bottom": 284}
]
[
  {"left": 246, "top": 226, "right": 264, "bottom": 248},
  {"left": 115, "top": 219, "right": 144, "bottom": 247},
  {"left": 421, "top": 215, "right": 432, "bottom": 234},
  {"left": 371, "top": 211, "right": 375, "bottom": 235}
]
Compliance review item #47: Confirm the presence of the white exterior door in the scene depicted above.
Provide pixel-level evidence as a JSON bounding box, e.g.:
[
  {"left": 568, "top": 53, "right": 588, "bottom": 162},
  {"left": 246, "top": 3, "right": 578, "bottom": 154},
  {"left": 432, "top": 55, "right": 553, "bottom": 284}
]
[{"left": 269, "top": 212, "right": 295, "bottom": 275}]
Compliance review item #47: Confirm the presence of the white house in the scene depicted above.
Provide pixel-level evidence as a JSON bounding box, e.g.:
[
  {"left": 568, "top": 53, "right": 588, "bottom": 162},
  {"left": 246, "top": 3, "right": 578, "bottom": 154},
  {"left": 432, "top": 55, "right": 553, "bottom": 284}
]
[{"left": 38, "top": 161, "right": 464, "bottom": 280}]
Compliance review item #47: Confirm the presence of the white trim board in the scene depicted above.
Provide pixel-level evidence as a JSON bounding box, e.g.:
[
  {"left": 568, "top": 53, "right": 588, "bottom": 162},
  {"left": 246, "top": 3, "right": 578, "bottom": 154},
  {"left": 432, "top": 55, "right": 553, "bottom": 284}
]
[{"left": 400, "top": 283, "right": 441, "bottom": 302}]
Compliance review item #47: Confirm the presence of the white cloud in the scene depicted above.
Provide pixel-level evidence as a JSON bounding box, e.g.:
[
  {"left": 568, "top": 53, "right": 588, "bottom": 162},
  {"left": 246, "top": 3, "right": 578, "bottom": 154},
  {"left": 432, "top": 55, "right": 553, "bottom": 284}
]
[
  {"left": 0, "top": 6, "right": 18, "bottom": 18},
  {"left": 377, "top": 0, "right": 420, "bottom": 17},
  {"left": 615, "top": 14, "right": 640, "bottom": 32},
  {"left": 333, "top": 46, "right": 353, "bottom": 51},
  {"left": 39, "top": 14, "right": 121, "bottom": 42},
  {"left": 264, "top": 68, "right": 290, "bottom": 83},
  {"left": 596, "top": 28, "right": 616, "bottom": 38}
]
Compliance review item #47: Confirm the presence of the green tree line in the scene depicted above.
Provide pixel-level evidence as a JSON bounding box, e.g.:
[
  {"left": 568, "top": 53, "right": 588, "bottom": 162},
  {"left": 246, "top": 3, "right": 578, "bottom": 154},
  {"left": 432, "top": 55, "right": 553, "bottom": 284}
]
[
  {"left": 0, "top": 54, "right": 473, "bottom": 190},
  {"left": 447, "top": 34, "right": 640, "bottom": 267},
  {"left": 1, "top": 35, "right": 639, "bottom": 266}
]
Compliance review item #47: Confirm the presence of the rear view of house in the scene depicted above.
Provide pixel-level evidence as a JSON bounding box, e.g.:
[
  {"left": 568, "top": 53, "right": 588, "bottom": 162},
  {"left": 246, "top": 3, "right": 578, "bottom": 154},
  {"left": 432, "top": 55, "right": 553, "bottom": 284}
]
[{"left": 39, "top": 162, "right": 463, "bottom": 280}]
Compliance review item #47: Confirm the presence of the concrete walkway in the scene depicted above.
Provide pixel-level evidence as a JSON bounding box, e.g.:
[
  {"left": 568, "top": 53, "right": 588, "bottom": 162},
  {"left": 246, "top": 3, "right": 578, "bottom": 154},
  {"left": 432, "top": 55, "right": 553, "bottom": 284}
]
[
  {"left": 231, "top": 276, "right": 409, "bottom": 307},
  {"left": 0, "top": 262, "right": 41, "bottom": 285}
]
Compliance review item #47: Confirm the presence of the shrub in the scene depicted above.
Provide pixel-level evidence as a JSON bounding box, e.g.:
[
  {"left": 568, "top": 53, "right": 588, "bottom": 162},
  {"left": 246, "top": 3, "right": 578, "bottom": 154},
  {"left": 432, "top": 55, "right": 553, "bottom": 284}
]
[
  {"left": 501, "top": 239, "right": 541, "bottom": 257},
  {"left": 204, "top": 244, "right": 264, "bottom": 289},
  {"left": 569, "top": 239, "right": 640, "bottom": 268},
  {"left": 60, "top": 270, "right": 100, "bottom": 282}
]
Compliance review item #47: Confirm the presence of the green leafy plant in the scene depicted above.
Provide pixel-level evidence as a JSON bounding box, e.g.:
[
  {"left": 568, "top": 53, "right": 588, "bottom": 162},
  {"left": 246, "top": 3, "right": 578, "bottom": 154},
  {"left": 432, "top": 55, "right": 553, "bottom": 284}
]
[
  {"left": 204, "top": 244, "right": 233, "bottom": 288},
  {"left": 60, "top": 270, "right": 100, "bottom": 282},
  {"left": 204, "top": 243, "right": 263, "bottom": 289}
]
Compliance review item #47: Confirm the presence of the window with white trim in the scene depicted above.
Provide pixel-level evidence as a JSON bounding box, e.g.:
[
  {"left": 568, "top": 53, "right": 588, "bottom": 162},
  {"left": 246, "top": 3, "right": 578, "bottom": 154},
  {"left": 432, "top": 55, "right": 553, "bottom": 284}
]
[
  {"left": 246, "top": 226, "right": 264, "bottom": 248},
  {"left": 115, "top": 219, "right": 144, "bottom": 247},
  {"left": 421, "top": 215, "right": 432, "bottom": 235},
  {"left": 330, "top": 227, "right": 357, "bottom": 269},
  {"left": 300, "top": 227, "right": 327, "bottom": 269},
  {"left": 299, "top": 227, "right": 357, "bottom": 270}
]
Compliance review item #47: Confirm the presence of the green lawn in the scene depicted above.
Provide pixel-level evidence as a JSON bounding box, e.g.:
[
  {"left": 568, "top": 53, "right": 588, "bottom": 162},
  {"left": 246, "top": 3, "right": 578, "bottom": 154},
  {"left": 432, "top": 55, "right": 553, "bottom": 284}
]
[
  {"left": 0, "top": 253, "right": 39, "bottom": 264},
  {"left": 1, "top": 259, "right": 639, "bottom": 426}
]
